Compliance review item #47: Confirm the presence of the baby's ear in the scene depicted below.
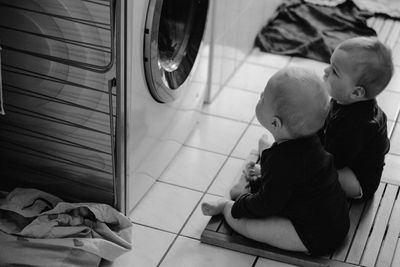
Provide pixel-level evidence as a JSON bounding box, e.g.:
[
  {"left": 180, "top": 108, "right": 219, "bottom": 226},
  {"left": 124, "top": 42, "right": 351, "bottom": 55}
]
[
  {"left": 351, "top": 86, "right": 366, "bottom": 99},
  {"left": 271, "top": 116, "right": 282, "bottom": 129}
]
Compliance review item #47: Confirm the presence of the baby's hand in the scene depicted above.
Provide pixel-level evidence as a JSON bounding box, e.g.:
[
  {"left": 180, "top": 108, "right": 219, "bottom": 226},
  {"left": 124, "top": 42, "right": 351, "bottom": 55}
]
[{"left": 243, "top": 161, "right": 261, "bottom": 181}]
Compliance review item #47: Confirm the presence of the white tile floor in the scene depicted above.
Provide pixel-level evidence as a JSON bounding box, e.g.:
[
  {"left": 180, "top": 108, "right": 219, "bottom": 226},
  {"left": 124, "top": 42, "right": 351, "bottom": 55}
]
[{"left": 104, "top": 48, "right": 400, "bottom": 267}]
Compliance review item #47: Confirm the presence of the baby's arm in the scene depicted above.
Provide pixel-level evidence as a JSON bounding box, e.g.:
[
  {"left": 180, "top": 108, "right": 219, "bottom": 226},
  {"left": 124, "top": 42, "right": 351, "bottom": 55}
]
[
  {"left": 229, "top": 160, "right": 259, "bottom": 200},
  {"left": 337, "top": 167, "right": 363, "bottom": 199},
  {"left": 243, "top": 161, "right": 261, "bottom": 180},
  {"left": 258, "top": 134, "right": 271, "bottom": 156},
  {"left": 230, "top": 157, "right": 263, "bottom": 200},
  {"left": 230, "top": 173, "right": 251, "bottom": 200}
]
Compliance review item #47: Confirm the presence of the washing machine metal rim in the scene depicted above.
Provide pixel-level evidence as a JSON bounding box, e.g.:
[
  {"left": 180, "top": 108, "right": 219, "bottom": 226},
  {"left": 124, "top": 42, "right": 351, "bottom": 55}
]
[{"left": 143, "top": 0, "right": 209, "bottom": 103}]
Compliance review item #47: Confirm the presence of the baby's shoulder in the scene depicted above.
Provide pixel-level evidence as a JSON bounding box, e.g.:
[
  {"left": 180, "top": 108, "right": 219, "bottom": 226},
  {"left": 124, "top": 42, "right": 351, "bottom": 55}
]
[
  {"left": 331, "top": 111, "right": 384, "bottom": 133},
  {"left": 265, "top": 144, "right": 303, "bottom": 166}
]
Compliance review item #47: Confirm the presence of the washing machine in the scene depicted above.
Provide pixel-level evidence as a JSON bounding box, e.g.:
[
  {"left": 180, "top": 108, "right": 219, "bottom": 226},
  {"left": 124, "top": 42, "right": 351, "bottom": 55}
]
[
  {"left": 0, "top": 0, "right": 210, "bottom": 214},
  {"left": 124, "top": 0, "right": 210, "bottom": 213}
]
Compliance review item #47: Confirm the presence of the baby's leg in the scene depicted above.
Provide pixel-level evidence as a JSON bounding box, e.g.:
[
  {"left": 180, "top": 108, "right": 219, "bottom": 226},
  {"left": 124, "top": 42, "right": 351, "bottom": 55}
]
[{"left": 223, "top": 201, "right": 309, "bottom": 253}]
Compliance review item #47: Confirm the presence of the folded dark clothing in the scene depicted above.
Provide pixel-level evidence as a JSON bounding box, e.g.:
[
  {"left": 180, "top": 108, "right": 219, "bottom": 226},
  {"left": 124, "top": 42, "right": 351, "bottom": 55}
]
[{"left": 255, "top": 0, "right": 376, "bottom": 63}]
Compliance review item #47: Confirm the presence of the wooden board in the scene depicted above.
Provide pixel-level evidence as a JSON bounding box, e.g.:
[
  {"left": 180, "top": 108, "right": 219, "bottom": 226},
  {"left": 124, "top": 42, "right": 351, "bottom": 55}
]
[
  {"left": 331, "top": 201, "right": 365, "bottom": 261},
  {"left": 201, "top": 151, "right": 400, "bottom": 267},
  {"left": 202, "top": 216, "right": 359, "bottom": 267},
  {"left": 376, "top": 189, "right": 400, "bottom": 267},
  {"left": 361, "top": 184, "right": 397, "bottom": 266},
  {"left": 346, "top": 183, "right": 385, "bottom": 264}
]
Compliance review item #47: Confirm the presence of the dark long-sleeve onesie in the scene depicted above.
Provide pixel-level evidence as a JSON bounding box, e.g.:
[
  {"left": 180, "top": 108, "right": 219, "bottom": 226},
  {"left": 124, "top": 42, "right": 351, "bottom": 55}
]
[
  {"left": 318, "top": 99, "right": 390, "bottom": 199},
  {"left": 231, "top": 135, "right": 349, "bottom": 256}
]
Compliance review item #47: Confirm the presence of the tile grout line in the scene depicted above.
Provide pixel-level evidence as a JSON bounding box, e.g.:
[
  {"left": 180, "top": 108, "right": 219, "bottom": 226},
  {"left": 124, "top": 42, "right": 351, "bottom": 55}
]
[
  {"left": 156, "top": 112, "right": 257, "bottom": 266},
  {"left": 156, "top": 179, "right": 212, "bottom": 195},
  {"left": 183, "top": 142, "right": 248, "bottom": 160},
  {"left": 131, "top": 221, "right": 178, "bottom": 237},
  {"left": 251, "top": 256, "right": 260, "bottom": 267},
  {"left": 127, "top": 141, "right": 189, "bottom": 215},
  {"left": 153, "top": 17, "right": 400, "bottom": 267},
  {"left": 207, "top": 47, "right": 255, "bottom": 103},
  {"left": 389, "top": 120, "right": 398, "bottom": 141},
  {"left": 129, "top": 68, "right": 263, "bottom": 265},
  {"left": 209, "top": 84, "right": 262, "bottom": 94},
  {"left": 389, "top": 95, "right": 400, "bottom": 141},
  {"left": 155, "top": 53, "right": 299, "bottom": 266},
  {"left": 246, "top": 60, "right": 290, "bottom": 70},
  {"left": 155, "top": 156, "right": 233, "bottom": 266},
  {"left": 128, "top": 115, "right": 213, "bottom": 214},
  {"left": 198, "top": 110, "right": 256, "bottom": 125}
]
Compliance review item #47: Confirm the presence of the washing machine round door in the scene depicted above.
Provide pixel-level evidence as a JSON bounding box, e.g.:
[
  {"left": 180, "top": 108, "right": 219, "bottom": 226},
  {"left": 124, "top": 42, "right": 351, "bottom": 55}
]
[{"left": 144, "top": 0, "right": 209, "bottom": 103}]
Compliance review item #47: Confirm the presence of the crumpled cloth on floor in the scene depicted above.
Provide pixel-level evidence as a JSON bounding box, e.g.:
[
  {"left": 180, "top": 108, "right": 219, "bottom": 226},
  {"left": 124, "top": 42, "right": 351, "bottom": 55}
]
[
  {"left": 255, "top": 0, "right": 376, "bottom": 63},
  {"left": 306, "top": 0, "right": 400, "bottom": 18},
  {"left": 353, "top": 0, "right": 400, "bottom": 19},
  {"left": 0, "top": 188, "right": 132, "bottom": 267},
  {"left": 304, "top": 0, "right": 346, "bottom": 7}
]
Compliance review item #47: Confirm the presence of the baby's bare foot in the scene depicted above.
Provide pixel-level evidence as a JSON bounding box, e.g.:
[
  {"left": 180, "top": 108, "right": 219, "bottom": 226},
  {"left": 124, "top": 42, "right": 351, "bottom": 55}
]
[{"left": 201, "top": 199, "right": 226, "bottom": 216}]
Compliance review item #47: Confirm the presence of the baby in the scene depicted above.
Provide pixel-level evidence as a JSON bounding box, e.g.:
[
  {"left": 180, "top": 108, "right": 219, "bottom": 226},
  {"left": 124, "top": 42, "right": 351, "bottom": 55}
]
[
  {"left": 202, "top": 67, "right": 349, "bottom": 256},
  {"left": 320, "top": 37, "right": 392, "bottom": 200}
]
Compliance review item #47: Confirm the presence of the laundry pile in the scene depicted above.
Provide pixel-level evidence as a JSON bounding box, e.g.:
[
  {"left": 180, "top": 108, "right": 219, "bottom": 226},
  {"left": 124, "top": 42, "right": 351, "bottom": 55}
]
[
  {"left": 255, "top": 0, "right": 377, "bottom": 63},
  {"left": 306, "top": 0, "right": 400, "bottom": 18},
  {"left": 0, "top": 188, "right": 132, "bottom": 266}
]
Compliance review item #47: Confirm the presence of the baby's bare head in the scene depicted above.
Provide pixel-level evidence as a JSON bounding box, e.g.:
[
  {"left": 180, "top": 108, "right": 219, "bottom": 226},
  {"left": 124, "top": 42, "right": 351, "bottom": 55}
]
[
  {"left": 337, "top": 37, "right": 393, "bottom": 98},
  {"left": 268, "top": 67, "right": 329, "bottom": 138}
]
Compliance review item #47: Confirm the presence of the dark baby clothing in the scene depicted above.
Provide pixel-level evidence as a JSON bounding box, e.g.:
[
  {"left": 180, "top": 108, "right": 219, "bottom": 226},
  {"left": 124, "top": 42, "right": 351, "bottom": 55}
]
[
  {"left": 231, "top": 135, "right": 350, "bottom": 256},
  {"left": 318, "top": 99, "right": 390, "bottom": 199}
]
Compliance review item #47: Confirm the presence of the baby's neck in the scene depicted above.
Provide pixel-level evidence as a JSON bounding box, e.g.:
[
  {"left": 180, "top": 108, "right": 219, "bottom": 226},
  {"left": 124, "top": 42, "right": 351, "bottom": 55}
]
[
  {"left": 335, "top": 97, "right": 372, "bottom": 105},
  {"left": 272, "top": 133, "right": 293, "bottom": 144}
]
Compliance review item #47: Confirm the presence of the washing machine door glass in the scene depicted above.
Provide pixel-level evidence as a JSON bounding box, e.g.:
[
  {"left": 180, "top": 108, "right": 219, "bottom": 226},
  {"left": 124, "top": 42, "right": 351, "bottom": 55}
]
[{"left": 144, "top": 0, "right": 209, "bottom": 103}]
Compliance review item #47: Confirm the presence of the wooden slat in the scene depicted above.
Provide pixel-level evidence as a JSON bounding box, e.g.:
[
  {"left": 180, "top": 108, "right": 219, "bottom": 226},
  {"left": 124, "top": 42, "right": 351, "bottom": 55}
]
[
  {"left": 201, "top": 229, "right": 359, "bottom": 267},
  {"left": 202, "top": 149, "right": 400, "bottom": 267},
  {"left": 218, "top": 218, "right": 233, "bottom": 235},
  {"left": 331, "top": 201, "right": 365, "bottom": 261},
  {"left": 205, "top": 214, "right": 223, "bottom": 231},
  {"left": 386, "top": 21, "right": 400, "bottom": 49},
  {"left": 346, "top": 183, "right": 385, "bottom": 264},
  {"left": 361, "top": 184, "right": 397, "bottom": 267},
  {"left": 379, "top": 19, "right": 394, "bottom": 44},
  {"left": 376, "top": 189, "right": 400, "bottom": 267}
]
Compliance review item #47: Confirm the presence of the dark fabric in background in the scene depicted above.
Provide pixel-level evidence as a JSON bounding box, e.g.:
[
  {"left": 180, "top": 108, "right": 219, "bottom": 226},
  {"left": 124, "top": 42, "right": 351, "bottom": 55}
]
[{"left": 255, "top": 0, "right": 377, "bottom": 63}]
